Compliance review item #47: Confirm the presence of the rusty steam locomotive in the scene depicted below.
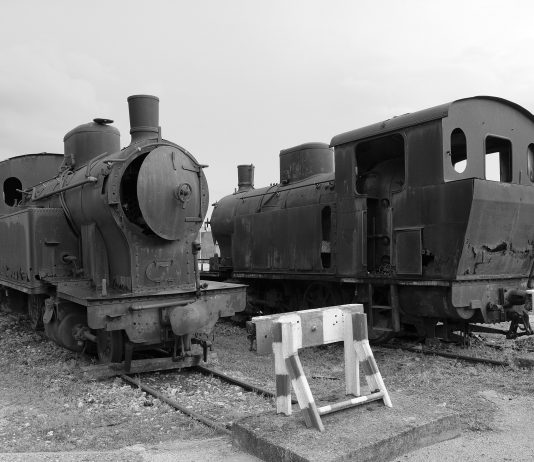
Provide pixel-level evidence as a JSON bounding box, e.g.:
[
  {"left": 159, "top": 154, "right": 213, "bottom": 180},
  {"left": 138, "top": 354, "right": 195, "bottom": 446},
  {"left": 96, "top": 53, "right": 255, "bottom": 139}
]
[
  {"left": 209, "top": 96, "right": 534, "bottom": 342},
  {"left": 0, "top": 95, "right": 245, "bottom": 364}
]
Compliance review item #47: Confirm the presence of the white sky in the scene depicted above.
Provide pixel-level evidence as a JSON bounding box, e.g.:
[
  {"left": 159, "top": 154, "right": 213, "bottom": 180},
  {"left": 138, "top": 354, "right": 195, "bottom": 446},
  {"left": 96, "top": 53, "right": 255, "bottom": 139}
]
[{"left": 1, "top": 1, "right": 533, "bottom": 216}]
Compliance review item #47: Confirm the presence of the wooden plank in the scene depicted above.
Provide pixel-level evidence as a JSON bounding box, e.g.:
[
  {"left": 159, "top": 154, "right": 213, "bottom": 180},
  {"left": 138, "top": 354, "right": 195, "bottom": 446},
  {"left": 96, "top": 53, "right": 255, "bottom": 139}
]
[
  {"left": 253, "top": 304, "right": 364, "bottom": 355},
  {"left": 344, "top": 312, "right": 359, "bottom": 397},
  {"left": 317, "top": 391, "right": 384, "bottom": 415}
]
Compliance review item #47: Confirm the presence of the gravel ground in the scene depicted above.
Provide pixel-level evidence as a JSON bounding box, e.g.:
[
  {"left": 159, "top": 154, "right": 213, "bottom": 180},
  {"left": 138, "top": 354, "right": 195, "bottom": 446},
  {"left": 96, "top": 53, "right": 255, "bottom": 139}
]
[{"left": 1, "top": 305, "right": 534, "bottom": 460}]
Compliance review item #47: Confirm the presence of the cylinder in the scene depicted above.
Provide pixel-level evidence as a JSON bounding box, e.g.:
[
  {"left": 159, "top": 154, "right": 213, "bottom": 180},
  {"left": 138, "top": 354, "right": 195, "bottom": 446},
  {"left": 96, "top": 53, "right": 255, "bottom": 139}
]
[
  {"left": 237, "top": 164, "right": 254, "bottom": 192},
  {"left": 127, "top": 94, "right": 160, "bottom": 143},
  {"left": 279, "top": 142, "right": 334, "bottom": 184}
]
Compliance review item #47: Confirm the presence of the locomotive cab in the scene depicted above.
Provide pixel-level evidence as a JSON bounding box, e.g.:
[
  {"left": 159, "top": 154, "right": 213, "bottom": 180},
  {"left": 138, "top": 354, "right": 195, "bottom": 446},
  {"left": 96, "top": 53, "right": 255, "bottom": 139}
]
[{"left": 332, "top": 96, "right": 534, "bottom": 340}]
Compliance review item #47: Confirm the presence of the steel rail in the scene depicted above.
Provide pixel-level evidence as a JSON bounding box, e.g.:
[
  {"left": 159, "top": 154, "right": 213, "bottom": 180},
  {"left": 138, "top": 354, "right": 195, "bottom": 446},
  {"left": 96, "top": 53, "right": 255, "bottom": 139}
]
[
  {"left": 195, "top": 364, "right": 298, "bottom": 404},
  {"left": 380, "top": 344, "right": 509, "bottom": 367},
  {"left": 120, "top": 374, "right": 232, "bottom": 435}
]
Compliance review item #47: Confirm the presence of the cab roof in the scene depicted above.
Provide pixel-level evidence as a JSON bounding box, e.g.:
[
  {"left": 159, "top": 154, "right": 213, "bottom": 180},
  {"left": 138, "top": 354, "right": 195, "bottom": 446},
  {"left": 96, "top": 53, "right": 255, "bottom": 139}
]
[{"left": 330, "top": 96, "right": 534, "bottom": 147}]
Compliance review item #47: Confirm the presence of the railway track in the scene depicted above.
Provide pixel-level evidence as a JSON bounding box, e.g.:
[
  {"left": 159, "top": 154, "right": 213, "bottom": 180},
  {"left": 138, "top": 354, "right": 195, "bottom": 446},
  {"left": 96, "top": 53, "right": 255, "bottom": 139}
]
[{"left": 119, "top": 365, "right": 297, "bottom": 434}]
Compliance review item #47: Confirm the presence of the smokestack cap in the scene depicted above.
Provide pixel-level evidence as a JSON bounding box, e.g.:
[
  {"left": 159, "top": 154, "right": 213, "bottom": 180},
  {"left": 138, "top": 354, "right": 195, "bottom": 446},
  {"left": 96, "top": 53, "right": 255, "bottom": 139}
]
[{"left": 127, "top": 94, "right": 160, "bottom": 143}]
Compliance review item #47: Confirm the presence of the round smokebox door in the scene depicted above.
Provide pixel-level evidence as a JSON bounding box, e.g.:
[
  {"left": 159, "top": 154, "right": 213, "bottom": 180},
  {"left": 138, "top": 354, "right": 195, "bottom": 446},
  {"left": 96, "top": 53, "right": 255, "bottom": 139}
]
[{"left": 136, "top": 146, "right": 203, "bottom": 240}]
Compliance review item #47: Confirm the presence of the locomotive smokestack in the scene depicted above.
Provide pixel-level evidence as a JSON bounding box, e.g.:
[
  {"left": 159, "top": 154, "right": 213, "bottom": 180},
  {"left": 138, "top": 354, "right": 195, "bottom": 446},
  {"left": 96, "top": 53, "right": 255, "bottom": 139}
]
[
  {"left": 127, "top": 94, "right": 160, "bottom": 143},
  {"left": 237, "top": 164, "right": 254, "bottom": 192}
]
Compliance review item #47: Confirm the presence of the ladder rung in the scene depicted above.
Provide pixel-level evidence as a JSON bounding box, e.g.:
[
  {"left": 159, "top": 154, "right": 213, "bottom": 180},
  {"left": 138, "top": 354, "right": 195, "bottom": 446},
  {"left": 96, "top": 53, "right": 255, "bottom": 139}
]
[
  {"left": 372, "top": 326, "right": 393, "bottom": 332},
  {"left": 371, "top": 304, "right": 392, "bottom": 311}
]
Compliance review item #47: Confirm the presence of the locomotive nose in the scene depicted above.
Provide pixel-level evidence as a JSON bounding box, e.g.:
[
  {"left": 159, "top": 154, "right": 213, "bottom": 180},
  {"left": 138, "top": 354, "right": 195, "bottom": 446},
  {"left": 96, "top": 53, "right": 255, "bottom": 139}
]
[{"left": 134, "top": 146, "right": 207, "bottom": 240}]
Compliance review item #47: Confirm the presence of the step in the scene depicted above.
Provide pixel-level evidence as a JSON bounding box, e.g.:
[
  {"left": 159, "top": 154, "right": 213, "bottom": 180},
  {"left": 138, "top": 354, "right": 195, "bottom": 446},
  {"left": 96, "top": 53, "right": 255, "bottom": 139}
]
[
  {"left": 370, "top": 304, "right": 392, "bottom": 311},
  {"left": 371, "top": 326, "right": 394, "bottom": 332}
]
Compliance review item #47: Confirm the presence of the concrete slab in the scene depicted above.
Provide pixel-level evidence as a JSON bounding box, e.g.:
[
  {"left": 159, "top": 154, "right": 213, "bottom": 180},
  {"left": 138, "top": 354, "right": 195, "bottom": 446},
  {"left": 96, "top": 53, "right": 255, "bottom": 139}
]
[
  {"left": 232, "top": 392, "right": 461, "bottom": 462},
  {"left": 0, "top": 437, "right": 261, "bottom": 462}
]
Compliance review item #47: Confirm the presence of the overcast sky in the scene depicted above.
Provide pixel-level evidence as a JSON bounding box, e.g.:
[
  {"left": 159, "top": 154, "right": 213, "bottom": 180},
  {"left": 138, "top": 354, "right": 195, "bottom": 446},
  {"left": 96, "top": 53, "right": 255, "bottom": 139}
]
[{"left": 0, "top": 1, "right": 533, "bottom": 216}]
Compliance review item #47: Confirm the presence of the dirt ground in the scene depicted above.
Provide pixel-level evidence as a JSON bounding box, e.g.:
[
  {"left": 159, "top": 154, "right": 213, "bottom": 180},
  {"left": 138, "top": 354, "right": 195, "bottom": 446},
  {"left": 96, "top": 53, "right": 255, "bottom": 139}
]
[{"left": 1, "top": 306, "right": 534, "bottom": 461}]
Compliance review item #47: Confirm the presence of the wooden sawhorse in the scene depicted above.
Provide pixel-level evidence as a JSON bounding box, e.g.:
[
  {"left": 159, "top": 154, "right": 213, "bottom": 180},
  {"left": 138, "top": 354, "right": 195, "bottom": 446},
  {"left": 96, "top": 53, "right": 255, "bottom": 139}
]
[{"left": 252, "top": 304, "right": 392, "bottom": 431}]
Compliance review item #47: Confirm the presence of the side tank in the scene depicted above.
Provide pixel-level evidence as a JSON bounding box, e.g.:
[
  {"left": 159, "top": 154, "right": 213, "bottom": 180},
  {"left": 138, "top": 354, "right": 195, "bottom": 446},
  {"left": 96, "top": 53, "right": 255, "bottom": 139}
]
[{"left": 211, "top": 142, "right": 335, "bottom": 273}]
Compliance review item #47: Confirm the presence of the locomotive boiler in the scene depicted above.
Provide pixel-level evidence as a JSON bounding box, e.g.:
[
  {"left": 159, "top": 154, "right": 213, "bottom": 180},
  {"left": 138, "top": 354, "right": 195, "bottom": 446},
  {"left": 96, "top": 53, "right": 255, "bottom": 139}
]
[
  {"left": 0, "top": 95, "right": 245, "bottom": 364},
  {"left": 209, "top": 96, "right": 534, "bottom": 342}
]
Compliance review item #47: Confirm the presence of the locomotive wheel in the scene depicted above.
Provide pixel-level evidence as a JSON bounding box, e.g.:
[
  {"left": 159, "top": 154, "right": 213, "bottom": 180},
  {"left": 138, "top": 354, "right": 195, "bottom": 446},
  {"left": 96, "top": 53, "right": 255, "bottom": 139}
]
[
  {"left": 96, "top": 330, "right": 124, "bottom": 364},
  {"left": 28, "top": 295, "right": 45, "bottom": 331},
  {"left": 302, "top": 282, "right": 338, "bottom": 309},
  {"left": 56, "top": 312, "right": 87, "bottom": 352}
]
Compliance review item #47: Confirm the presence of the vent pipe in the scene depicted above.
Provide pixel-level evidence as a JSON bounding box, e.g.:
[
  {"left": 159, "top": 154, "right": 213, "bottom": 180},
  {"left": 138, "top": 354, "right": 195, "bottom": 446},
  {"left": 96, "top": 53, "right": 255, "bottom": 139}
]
[
  {"left": 127, "top": 94, "right": 160, "bottom": 143},
  {"left": 237, "top": 164, "right": 255, "bottom": 192}
]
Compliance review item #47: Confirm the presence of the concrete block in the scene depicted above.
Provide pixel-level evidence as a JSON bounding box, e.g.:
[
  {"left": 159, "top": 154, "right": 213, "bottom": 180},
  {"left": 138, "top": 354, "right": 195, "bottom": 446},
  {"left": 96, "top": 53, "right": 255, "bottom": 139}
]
[{"left": 233, "top": 391, "right": 460, "bottom": 462}]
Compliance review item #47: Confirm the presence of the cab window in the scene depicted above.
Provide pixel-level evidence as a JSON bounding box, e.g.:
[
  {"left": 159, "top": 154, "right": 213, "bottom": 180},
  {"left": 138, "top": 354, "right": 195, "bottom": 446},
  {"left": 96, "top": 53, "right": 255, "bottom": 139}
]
[
  {"left": 485, "top": 136, "right": 512, "bottom": 182},
  {"left": 3, "top": 177, "right": 22, "bottom": 206},
  {"left": 450, "top": 128, "right": 467, "bottom": 173}
]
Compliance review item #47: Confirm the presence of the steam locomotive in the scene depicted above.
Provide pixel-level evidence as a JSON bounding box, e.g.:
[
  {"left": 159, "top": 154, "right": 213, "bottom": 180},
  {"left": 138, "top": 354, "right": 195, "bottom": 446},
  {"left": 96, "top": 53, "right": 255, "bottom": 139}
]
[
  {"left": 209, "top": 96, "right": 534, "bottom": 342},
  {"left": 0, "top": 95, "right": 245, "bottom": 364}
]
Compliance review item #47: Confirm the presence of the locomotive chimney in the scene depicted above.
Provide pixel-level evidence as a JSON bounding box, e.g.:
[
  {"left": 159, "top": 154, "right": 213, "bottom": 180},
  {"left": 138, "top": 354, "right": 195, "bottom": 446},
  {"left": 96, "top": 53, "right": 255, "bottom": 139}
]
[
  {"left": 237, "top": 164, "right": 254, "bottom": 192},
  {"left": 127, "top": 94, "right": 160, "bottom": 143}
]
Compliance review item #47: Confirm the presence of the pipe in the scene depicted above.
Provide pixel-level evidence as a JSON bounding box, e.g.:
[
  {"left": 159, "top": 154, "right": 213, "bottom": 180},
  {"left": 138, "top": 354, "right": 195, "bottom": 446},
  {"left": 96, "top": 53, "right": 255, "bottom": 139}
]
[{"left": 31, "top": 177, "right": 98, "bottom": 201}]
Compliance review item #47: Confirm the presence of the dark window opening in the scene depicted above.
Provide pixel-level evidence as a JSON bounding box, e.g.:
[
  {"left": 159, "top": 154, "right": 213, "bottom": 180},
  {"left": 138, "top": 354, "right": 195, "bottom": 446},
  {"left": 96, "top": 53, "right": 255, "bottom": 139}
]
[
  {"left": 485, "top": 136, "right": 512, "bottom": 182},
  {"left": 3, "top": 177, "right": 22, "bottom": 206},
  {"left": 321, "top": 206, "right": 331, "bottom": 268},
  {"left": 355, "top": 134, "right": 403, "bottom": 273},
  {"left": 451, "top": 128, "right": 467, "bottom": 173},
  {"left": 355, "top": 134, "right": 405, "bottom": 195},
  {"left": 120, "top": 154, "right": 155, "bottom": 235},
  {"left": 527, "top": 144, "right": 534, "bottom": 183}
]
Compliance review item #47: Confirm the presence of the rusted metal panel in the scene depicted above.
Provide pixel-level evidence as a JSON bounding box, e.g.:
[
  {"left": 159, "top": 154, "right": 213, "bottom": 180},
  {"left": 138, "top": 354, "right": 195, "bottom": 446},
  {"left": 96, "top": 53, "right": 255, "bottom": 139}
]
[
  {"left": 233, "top": 205, "right": 330, "bottom": 273},
  {"left": 0, "top": 208, "right": 79, "bottom": 290},
  {"left": 442, "top": 97, "right": 534, "bottom": 184},
  {"left": 391, "top": 181, "right": 473, "bottom": 280},
  {"left": 457, "top": 180, "right": 534, "bottom": 278},
  {"left": 279, "top": 143, "right": 333, "bottom": 184},
  {"left": 395, "top": 228, "right": 422, "bottom": 275},
  {"left": 0, "top": 153, "right": 63, "bottom": 215},
  {"left": 136, "top": 145, "right": 207, "bottom": 240},
  {"left": 81, "top": 282, "right": 246, "bottom": 343},
  {"left": 63, "top": 119, "right": 120, "bottom": 168},
  {"left": 331, "top": 102, "right": 450, "bottom": 147}
]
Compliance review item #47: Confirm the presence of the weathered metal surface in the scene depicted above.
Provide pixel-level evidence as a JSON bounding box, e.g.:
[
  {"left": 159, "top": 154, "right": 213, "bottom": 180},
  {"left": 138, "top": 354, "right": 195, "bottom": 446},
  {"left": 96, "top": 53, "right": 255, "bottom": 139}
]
[
  {"left": 136, "top": 145, "right": 207, "bottom": 240},
  {"left": 279, "top": 142, "right": 333, "bottom": 185},
  {"left": 210, "top": 96, "right": 534, "bottom": 338},
  {"left": 233, "top": 205, "right": 330, "bottom": 272},
  {"left": 71, "top": 280, "right": 247, "bottom": 344},
  {"left": 127, "top": 94, "right": 160, "bottom": 143},
  {"left": 0, "top": 153, "right": 63, "bottom": 215},
  {"left": 457, "top": 180, "right": 534, "bottom": 278},
  {"left": 237, "top": 164, "right": 254, "bottom": 191},
  {"left": 0, "top": 208, "right": 79, "bottom": 289},
  {"left": 63, "top": 118, "right": 120, "bottom": 168},
  {"left": 0, "top": 94, "right": 246, "bottom": 358}
]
